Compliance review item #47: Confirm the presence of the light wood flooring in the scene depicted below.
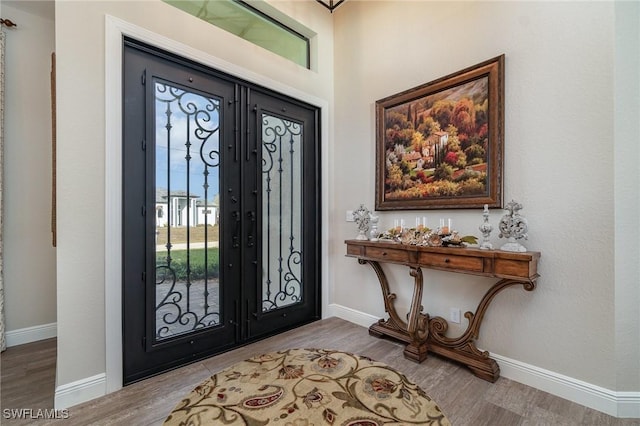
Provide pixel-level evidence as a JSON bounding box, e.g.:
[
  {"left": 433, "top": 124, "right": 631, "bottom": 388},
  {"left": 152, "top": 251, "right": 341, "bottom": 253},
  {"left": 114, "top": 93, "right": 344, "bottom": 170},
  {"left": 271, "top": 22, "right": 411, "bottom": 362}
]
[{"left": 1, "top": 317, "right": 639, "bottom": 425}]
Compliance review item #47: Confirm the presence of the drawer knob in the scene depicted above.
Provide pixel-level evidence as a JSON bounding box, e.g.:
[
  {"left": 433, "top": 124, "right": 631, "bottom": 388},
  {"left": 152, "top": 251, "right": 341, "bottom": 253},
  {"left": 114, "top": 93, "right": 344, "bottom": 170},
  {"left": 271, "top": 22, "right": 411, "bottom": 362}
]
[
  {"left": 382, "top": 252, "right": 388, "bottom": 256},
  {"left": 444, "top": 258, "right": 450, "bottom": 263}
]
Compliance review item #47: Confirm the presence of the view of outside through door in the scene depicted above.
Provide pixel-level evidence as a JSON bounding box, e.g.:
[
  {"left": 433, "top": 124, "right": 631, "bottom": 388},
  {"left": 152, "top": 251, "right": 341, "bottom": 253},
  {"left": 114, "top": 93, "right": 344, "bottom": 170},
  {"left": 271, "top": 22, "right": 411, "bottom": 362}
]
[
  {"left": 261, "top": 113, "right": 303, "bottom": 312},
  {"left": 154, "top": 80, "right": 221, "bottom": 340}
]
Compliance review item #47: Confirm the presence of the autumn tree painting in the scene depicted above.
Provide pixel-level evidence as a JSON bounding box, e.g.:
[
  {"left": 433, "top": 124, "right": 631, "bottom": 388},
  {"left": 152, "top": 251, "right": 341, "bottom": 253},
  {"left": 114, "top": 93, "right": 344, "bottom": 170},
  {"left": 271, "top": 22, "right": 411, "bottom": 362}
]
[{"left": 375, "top": 56, "right": 504, "bottom": 210}]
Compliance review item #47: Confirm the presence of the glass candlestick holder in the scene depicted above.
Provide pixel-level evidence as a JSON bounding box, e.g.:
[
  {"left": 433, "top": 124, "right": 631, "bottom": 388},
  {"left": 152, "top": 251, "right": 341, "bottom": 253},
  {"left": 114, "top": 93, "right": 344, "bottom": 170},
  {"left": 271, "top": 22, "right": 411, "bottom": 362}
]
[
  {"left": 439, "top": 218, "right": 452, "bottom": 235},
  {"left": 369, "top": 215, "right": 379, "bottom": 241}
]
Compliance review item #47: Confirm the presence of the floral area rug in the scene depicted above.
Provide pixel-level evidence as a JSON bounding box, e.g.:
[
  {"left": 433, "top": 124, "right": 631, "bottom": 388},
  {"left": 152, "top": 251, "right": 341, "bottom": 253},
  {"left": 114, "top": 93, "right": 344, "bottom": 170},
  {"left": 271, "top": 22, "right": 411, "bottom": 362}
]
[{"left": 164, "top": 348, "right": 450, "bottom": 426}]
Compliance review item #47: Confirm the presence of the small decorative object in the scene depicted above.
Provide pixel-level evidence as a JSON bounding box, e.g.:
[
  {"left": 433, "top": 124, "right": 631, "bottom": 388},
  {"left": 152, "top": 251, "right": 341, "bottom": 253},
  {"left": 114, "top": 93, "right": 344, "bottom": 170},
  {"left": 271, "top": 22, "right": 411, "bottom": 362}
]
[
  {"left": 442, "top": 231, "right": 462, "bottom": 246},
  {"left": 393, "top": 219, "right": 406, "bottom": 231},
  {"left": 442, "top": 232, "right": 478, "bottom": 247},
  {"left": 427, "top": 233, "right": 443, "bottom": 247},
  {"left": 369, "top": 214, "right": 379, "bottom": 242},
  {"left": 400, "top": 229, "right": 415, "bottom": 245},
  {"left": 352, "top": 204, "right": 371, "bottom": 240},
  {"left": 401, "top": 227, "right": 425, "bottom": 245},
  {"left": 389, "top": 227, "right": 403, "bottom": 242},
  {"left": 378, "top": 222, "right": 476, "bottom": 248},
  {"left": 415, "top": 216, "right": 428, "bottom": 229},
  {"left": 498, "top": 199, "right": 529, "bottom": 252},
  {"left": 479, "top": 204, "right": 493, "bottom": 250},
  {"left": 439, "top": 218, "right": 452, "bottom": 235}
]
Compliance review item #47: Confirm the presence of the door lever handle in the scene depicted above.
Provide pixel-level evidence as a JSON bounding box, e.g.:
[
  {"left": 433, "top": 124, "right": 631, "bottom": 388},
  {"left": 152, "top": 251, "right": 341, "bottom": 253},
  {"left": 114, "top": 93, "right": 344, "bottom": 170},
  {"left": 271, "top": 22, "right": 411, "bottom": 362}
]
[{"left": 232, "top": 211, "right": 241, "bottom": 248}]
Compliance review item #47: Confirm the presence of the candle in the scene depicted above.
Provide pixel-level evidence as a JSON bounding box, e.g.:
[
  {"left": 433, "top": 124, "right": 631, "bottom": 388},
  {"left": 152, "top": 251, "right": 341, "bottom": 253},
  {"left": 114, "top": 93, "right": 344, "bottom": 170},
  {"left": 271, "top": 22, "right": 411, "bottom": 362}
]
[{"left": 440, "top": 218, "right": 452, "bottom": 234}]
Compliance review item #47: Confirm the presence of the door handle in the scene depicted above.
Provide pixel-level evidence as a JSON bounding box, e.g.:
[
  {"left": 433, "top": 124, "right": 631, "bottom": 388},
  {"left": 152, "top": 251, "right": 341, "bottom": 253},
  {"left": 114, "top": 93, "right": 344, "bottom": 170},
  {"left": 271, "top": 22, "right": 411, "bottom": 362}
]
[
  {"left": 232, "top": 211, "right": 240, "bottom": 248},
  {"left": 247, "top": 211, "right": 256, "bottom": 247}
]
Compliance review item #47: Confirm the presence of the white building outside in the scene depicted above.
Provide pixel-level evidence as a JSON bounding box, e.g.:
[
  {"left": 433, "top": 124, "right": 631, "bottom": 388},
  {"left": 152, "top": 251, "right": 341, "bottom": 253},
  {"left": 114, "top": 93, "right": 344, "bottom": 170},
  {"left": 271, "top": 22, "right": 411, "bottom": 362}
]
[{"left": 155, "top": 188, "right": 218, "bottom": 228}]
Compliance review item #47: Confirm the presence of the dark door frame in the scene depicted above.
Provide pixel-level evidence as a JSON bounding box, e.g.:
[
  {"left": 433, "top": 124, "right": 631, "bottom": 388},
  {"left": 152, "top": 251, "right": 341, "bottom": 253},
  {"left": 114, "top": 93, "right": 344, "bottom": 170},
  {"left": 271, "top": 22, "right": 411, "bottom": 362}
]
[{"left": 122, "top": 38, "right": 322, "bottom": 384}]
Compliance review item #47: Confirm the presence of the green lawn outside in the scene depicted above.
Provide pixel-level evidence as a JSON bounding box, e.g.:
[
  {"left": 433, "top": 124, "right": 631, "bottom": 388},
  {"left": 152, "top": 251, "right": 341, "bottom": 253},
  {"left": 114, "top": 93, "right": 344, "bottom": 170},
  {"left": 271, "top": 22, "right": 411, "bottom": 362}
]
[{"left": 156, "top": 248, "right": 220, "bottom": 280}]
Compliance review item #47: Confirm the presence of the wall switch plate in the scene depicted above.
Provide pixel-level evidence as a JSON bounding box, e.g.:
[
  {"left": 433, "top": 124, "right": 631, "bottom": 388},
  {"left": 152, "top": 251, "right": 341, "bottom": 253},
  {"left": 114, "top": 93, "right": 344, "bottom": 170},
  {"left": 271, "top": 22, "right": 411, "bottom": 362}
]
[
  {"left": 450, "top": 307, "right": 461, "bottom": 324},
  {"left": 346, "top": 210, "right": 355, "bottom": 222}
]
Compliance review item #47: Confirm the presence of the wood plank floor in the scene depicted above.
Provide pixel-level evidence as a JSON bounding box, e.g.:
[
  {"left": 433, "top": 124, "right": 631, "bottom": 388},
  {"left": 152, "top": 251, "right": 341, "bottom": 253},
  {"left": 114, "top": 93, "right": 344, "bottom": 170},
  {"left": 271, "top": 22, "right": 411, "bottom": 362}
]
[{"left": 1, "top": 318, "right": 639, "bottom": 425}]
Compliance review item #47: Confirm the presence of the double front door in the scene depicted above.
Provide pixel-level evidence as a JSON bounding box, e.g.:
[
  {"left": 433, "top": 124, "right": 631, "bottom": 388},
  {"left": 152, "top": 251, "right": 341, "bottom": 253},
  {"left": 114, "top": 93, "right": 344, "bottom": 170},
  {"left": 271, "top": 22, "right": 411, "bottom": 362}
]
[{"left": 122, "top": 40, "right": 320, "bottom": 384}]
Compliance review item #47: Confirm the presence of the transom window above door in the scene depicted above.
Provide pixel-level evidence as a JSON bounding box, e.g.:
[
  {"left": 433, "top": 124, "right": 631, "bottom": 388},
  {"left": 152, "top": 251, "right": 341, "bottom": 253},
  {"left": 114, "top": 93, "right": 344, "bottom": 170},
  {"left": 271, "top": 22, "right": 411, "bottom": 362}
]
[{"left": 163, "top": 0, "right": 311, "bottom": 68}]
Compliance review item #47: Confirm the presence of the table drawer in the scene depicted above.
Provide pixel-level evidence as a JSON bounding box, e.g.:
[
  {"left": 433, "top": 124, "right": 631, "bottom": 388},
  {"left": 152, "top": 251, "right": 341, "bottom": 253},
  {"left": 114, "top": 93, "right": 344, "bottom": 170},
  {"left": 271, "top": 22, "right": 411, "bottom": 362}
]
[
  {"left": 494, "top": 258, "right": 536, "bottom": 279},
  {"left": 364, "top": 246, "right": 410, "bottom": 263},
  {"left": 418, "top": 252, "right": 484, "bottom": 273}
]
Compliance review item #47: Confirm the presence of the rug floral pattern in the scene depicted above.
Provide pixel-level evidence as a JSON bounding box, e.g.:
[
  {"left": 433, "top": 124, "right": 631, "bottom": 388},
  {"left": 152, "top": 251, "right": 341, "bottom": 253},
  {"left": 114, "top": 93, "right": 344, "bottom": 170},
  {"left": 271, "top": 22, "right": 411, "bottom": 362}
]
[{"left": 164, "top": 348, "right": 450, "bottom": 426}]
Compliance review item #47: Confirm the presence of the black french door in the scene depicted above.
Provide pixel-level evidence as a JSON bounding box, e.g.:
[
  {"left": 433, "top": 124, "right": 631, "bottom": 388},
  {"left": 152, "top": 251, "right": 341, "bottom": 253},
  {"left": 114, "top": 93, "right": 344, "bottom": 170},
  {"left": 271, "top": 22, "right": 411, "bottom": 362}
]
[{"left": 122, "top": 39, "right": 320, "bottom": 384}]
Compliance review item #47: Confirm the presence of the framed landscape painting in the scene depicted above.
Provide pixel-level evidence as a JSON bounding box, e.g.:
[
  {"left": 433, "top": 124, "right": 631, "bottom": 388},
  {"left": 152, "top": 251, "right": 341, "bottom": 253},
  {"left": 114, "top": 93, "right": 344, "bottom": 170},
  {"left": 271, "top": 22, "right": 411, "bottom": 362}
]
[{"left": 375, "top": 55, "right": 504, "bottom": 210}]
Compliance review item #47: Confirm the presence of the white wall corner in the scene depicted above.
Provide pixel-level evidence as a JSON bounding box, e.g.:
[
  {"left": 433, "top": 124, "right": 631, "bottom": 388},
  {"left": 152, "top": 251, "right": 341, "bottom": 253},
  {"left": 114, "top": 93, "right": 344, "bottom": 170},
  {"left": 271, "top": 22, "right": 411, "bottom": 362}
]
[
  {"left": 331, "top": 304, "right": 640, "bottom": 419},
  {"left": 54, "top": 373, "right": 106, "bottom": 410},
  {"left": 5, "top": 323, "right": 57, "bottom": 347}
]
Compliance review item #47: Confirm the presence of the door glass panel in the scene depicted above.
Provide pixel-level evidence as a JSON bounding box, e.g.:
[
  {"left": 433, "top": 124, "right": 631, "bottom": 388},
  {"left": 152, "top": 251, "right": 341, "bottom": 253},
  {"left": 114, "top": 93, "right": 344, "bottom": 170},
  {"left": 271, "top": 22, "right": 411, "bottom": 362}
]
[
  {"left": 154, "top": 80, "right": 221, "bottom": 340},
  {"left": 261, "top": 113, "right": 303, "bottom": 312}
]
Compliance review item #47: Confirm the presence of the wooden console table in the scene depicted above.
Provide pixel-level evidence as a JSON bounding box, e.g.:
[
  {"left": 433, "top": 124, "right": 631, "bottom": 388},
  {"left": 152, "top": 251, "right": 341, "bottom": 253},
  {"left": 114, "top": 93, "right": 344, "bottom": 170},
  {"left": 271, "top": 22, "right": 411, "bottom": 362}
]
[{"left": 345, "top": 239, "right": 540, "bottom": 382}]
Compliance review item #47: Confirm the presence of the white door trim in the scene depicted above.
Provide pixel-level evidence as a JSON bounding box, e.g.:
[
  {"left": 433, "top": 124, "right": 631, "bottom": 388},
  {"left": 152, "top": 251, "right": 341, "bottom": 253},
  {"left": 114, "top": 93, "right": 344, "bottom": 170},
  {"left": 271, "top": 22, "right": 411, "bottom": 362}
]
[{"left": 105, "top": 15, "right": 330, "bottom": 395}]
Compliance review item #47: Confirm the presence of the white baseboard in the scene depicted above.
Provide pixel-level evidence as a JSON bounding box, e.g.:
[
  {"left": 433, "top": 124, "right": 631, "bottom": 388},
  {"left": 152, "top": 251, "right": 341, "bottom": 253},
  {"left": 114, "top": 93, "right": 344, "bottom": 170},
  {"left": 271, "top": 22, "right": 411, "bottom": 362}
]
[
  {"left": 330, "top": 303, "right": 640, "bottom": 419},
  {"left": 326, "top": 303, "right": 379, "bottom": 328},
  {"left": 617, "top": 392, "right": 640, "bottom": 418},
  {"left": 492, "top": 353, "right": 640, "bottom": 418},
  {"left": 5, "top": 322, "right": 57, "bottom": 347},
  {"left": 54, "top": 373, "right": 107, "bottom": 410}
]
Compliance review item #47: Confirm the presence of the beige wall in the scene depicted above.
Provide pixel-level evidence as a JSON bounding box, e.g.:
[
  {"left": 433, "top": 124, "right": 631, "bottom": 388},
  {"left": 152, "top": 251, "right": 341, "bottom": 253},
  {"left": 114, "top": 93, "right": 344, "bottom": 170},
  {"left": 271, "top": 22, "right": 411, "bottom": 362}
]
[
  {"left": 2, "top": 3, "right": 57, "bottom": 336},
  {"left": 332, "top": 0, "right": 638, "bottom": 392},
  {"left": 54, "top": 0, "right": 333, "bottom": 390}
]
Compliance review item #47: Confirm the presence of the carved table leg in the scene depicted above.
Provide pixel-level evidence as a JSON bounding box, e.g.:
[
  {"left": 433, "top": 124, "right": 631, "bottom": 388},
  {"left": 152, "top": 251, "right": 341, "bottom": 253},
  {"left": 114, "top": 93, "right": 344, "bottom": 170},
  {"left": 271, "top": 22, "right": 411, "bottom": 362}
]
[
  {"left": 360, "top": 259, "right": 429, "bottom": 362},
  {"left": 359, "top": 257, "right": 536, "bottom": 381},
  {"left": 427, "top": 278, "right": 536, "bottom": 382}
]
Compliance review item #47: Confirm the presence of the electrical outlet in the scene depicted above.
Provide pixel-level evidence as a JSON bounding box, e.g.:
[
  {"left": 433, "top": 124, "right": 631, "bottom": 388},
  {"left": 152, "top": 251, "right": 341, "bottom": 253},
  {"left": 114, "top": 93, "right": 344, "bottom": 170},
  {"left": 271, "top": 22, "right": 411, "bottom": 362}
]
[
  {"left": 449, "top": 307, "right": 461, "bottom": 324},
  {"left": 346, "top": 210, "right": 355, "bottom": 222}
]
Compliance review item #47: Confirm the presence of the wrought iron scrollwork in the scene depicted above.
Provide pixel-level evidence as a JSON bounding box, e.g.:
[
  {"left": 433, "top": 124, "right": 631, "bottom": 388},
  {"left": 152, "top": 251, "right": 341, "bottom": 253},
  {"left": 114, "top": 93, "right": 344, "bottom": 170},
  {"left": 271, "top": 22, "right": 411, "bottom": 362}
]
[
  {"left": 261, "top": 114, "right": 303, "bottom": 312},
  {"left": 155, "top": 265, "right": 220, "bottom": 339},
  {"left": 154, "top": 81, "right": 222, "bottom": 340}
]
